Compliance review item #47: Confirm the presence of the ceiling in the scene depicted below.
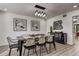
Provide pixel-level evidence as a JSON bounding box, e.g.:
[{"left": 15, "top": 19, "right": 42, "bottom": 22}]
[{"left": 0, "top": 3, "right": 79, "bottom": 19}]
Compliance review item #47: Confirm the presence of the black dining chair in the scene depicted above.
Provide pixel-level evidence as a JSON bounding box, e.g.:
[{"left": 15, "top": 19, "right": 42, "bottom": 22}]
[
  {"left": 23, "top": 37, "right": 38, "bottom": 56},
  {"left": 7, "top": 36, "right": 18, "bottom": 56},
  {"left": 36, "top": 35, "right": 48, "bottom": 56},
  {"left": 46, "top": 35, "right": 56, "bottom": 53}
]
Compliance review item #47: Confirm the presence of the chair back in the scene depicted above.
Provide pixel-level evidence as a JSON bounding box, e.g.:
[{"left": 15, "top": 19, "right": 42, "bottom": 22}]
[
  {"left": 7, "top": 36, "right": 16, "bottom": 47},
  {"left": 25, "top": 38, "right": 35, "bottom": 46},
  {"left": 47, "top": 35, "right": 53, "bottom": 42},
  {"left": 7, "top": 36, "right": 17, "bottom": 46},
  {"left": 38, "top": 35, "right": 45, "bottom": 44},
  {"left": 54, "top": 32, "right": 59, "bottom": 38}
]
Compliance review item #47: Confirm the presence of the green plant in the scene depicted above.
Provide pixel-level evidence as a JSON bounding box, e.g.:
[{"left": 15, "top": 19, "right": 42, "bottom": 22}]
[{"left": 50, "top": 26, "right": 53, "bottom": 33}]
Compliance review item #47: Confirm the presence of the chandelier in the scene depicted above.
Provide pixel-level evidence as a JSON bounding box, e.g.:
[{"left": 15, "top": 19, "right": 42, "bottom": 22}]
[
  {"left": 34, "top": 5, "right": 47, "bottom": 18},
  {"left": 34, "top": 10, "right": 47, "bottom": 18}
]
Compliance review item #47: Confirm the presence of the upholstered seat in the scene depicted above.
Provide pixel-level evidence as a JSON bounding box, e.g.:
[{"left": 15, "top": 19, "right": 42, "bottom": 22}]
[
  {"left": 36, "top": 35, "right": 48, "bottom": 56},
  {"left": 23, "top": 37, "right": 38, "bottom": 56},
  {"left": 7, "top": 36, "right": 18, "bottom": 56},
  {"left": 46, "top": 35, "right": 56, "bottom": 52},
  {"left": 9, "top": 44, "right": 18, "bottom": 49}
]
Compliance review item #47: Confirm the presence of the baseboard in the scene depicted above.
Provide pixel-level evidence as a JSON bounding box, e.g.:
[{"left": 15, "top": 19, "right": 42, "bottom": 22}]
[{"left": 0, "top": 44, "right": 8, "bottom": 47}]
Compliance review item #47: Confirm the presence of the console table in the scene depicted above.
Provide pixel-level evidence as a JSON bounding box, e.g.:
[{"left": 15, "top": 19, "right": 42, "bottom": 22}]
[{"left": 54, "top": 32, "right": 67, "bottom": 44}]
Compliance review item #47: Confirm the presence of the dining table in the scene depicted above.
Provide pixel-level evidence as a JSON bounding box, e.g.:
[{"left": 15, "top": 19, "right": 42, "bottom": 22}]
[
  {"left": 17, "top": 34, "right": 55, "bottom": 56},
  {"left": 18, "top": 39, "right": 24, "bottom": 56}
]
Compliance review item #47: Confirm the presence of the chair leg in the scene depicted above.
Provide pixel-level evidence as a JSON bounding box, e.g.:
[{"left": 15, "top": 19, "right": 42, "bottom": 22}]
[
  {"left": 9, "top": 48, "right": 12, "bottom": 56},
  {"left": 44, "top": 45, "right": 48, "bottom": 54},
  {"left": 17, "top": 48, "right": 19, "bottom": 56},
  {"left": 49, "top": 44, "right": 51, "bottom": 53},
  {"left": 34, "top": 48, "right": 38, "bottom": 56},
  {"left": 53, "top": 37, "right": 56, "bottom": 50},
  {"left": 23, "top": 48, "right": 26, "bottom": 56},
  {"left": 17, "top": 48, "right": 19, "bottom": 52},
  {"left": 40, "top": 46, "right": 42, "bottom": 56},
  {"left": 33, "top": 48, "right": 35, "bottom": 53},
  {"left": 53, "top": 42, "right": 56, "bottom": 50},
  {"left": 27, "top": 49, "right": 30, "bottom": 56}
]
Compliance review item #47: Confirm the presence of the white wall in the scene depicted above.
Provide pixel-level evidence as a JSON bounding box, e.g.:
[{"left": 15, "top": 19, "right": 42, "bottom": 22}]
[
  {"left": 0, "top": 12, "right": 7, "bottom": 46},
  {"left": 1, "top": 9, "right": 79, "bottom": 46},
  {"left": 0, "top": 12, "right": 46, "bottom": 46},
  {"left": 47, "top": 9, "right": 79, "bottom": 45}
]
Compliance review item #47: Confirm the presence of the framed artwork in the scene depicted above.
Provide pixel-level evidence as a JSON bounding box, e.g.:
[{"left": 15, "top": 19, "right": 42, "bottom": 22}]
[
  {"left": 31, "top": 20, "right": 40, "bottom": 31},
  {"left": 13, "top": 18, "right": 27, "bottom": 31},
  {"left": 53, "top": 20, "right": 63, "bottom": 30}
]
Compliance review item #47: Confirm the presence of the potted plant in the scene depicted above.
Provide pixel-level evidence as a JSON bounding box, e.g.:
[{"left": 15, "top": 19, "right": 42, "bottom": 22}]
[{"left": 50, "top": 26, "right": 53, "bottom": 35}]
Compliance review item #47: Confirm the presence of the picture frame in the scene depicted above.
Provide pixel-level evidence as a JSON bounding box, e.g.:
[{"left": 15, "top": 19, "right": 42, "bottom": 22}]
[
  {"left": 13, "top": 18, "right": 27, "bottom": 31},
  {"left": 31, "top": 20, "right": 40, "bottom": 31},
  {"left": 53, "top": 20, "right": 63, "bottom": 30}
]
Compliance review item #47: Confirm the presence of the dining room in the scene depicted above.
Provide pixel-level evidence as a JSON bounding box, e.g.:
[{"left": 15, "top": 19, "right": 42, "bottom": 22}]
[{"left": 1, "top": 3, "right": 79, "bottom": 56}]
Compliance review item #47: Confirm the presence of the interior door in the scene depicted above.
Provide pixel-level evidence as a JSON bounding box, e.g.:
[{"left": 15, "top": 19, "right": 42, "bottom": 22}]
[{"left": 76, "top": 24, "right": 79, "bottom": 32}]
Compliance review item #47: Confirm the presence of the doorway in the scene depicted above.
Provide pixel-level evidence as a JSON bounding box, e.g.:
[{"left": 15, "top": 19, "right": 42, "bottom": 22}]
[{"left": 72, "top": 16, "right": 79, "bottom": 44}]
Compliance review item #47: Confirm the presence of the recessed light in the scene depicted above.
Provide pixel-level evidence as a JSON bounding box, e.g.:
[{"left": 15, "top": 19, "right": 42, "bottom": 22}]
[
  {"left": 73, "top": 5, "right": 77, "bottom": 8},
  {"left": 73, "top": 18, "right": 78, "bottom": 21},
  {"left": 3, "top": 8, "right": 8, "bottom": 12}
]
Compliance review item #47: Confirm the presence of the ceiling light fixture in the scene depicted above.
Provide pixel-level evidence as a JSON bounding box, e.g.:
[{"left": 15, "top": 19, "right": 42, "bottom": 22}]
[
  {"left": 35, "top": 5, "right": 46, "bottom": 10},
  {"left": 73, "top": 5, "right": 77, "bottom": 8},
  {"left": 34, "top": 5, "right": 47, "bottom": 18},
  {"left": 34, "top": 10, "right": 47, "bottom": 18}
]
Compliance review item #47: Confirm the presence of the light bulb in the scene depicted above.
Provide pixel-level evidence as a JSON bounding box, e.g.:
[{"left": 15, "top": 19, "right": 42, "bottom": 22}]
[
  {"left": 73, "top": 5, "right": 77, "bottom": 8},
  {"left": 35, "top": 12, "right": 38, "bottom": 16},
  {"left": 42, "top": 13, "right": 46, "bottom": 17},
  {"left": 37, "top": 11, "right": 41, "bottom": 16},
  {"left": 40, "top": 12, "right": 43, "bottom": 17},
  {"left": 35, "top": 10, "right": 38, "bottom": 16}
]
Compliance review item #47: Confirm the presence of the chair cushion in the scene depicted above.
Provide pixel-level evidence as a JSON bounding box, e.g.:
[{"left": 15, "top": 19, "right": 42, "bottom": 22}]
[
  {"left": 24, "top": 38, "right": 35, "bottom": 46},
  {"left": 46, "top": 41, "right": 53, "bottom": 44},
  {"left": 10, "top": 44, "right": 18, "bottom": 48},
  {"left": 37, "top": 43, "right": 46, "bottom": 46},
  {"left": 24, "top": 45, "right": 36, "bottom": 49}
]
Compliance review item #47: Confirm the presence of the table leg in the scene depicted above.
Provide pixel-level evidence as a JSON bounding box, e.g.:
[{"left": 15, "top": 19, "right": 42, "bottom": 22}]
[{"left": 18, "top": 40, "right": 23, "bottom": 56}]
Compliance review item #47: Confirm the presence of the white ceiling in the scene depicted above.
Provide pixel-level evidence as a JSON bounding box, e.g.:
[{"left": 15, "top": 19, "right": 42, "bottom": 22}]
[{"left": 0, "top": 3, "right": 79, "bottom": 19}]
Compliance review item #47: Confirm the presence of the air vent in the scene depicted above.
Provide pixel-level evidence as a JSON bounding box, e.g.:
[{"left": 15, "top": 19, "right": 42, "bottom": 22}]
[{"left": 63, "top": 14, "right": 67, "bottom": 17}]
